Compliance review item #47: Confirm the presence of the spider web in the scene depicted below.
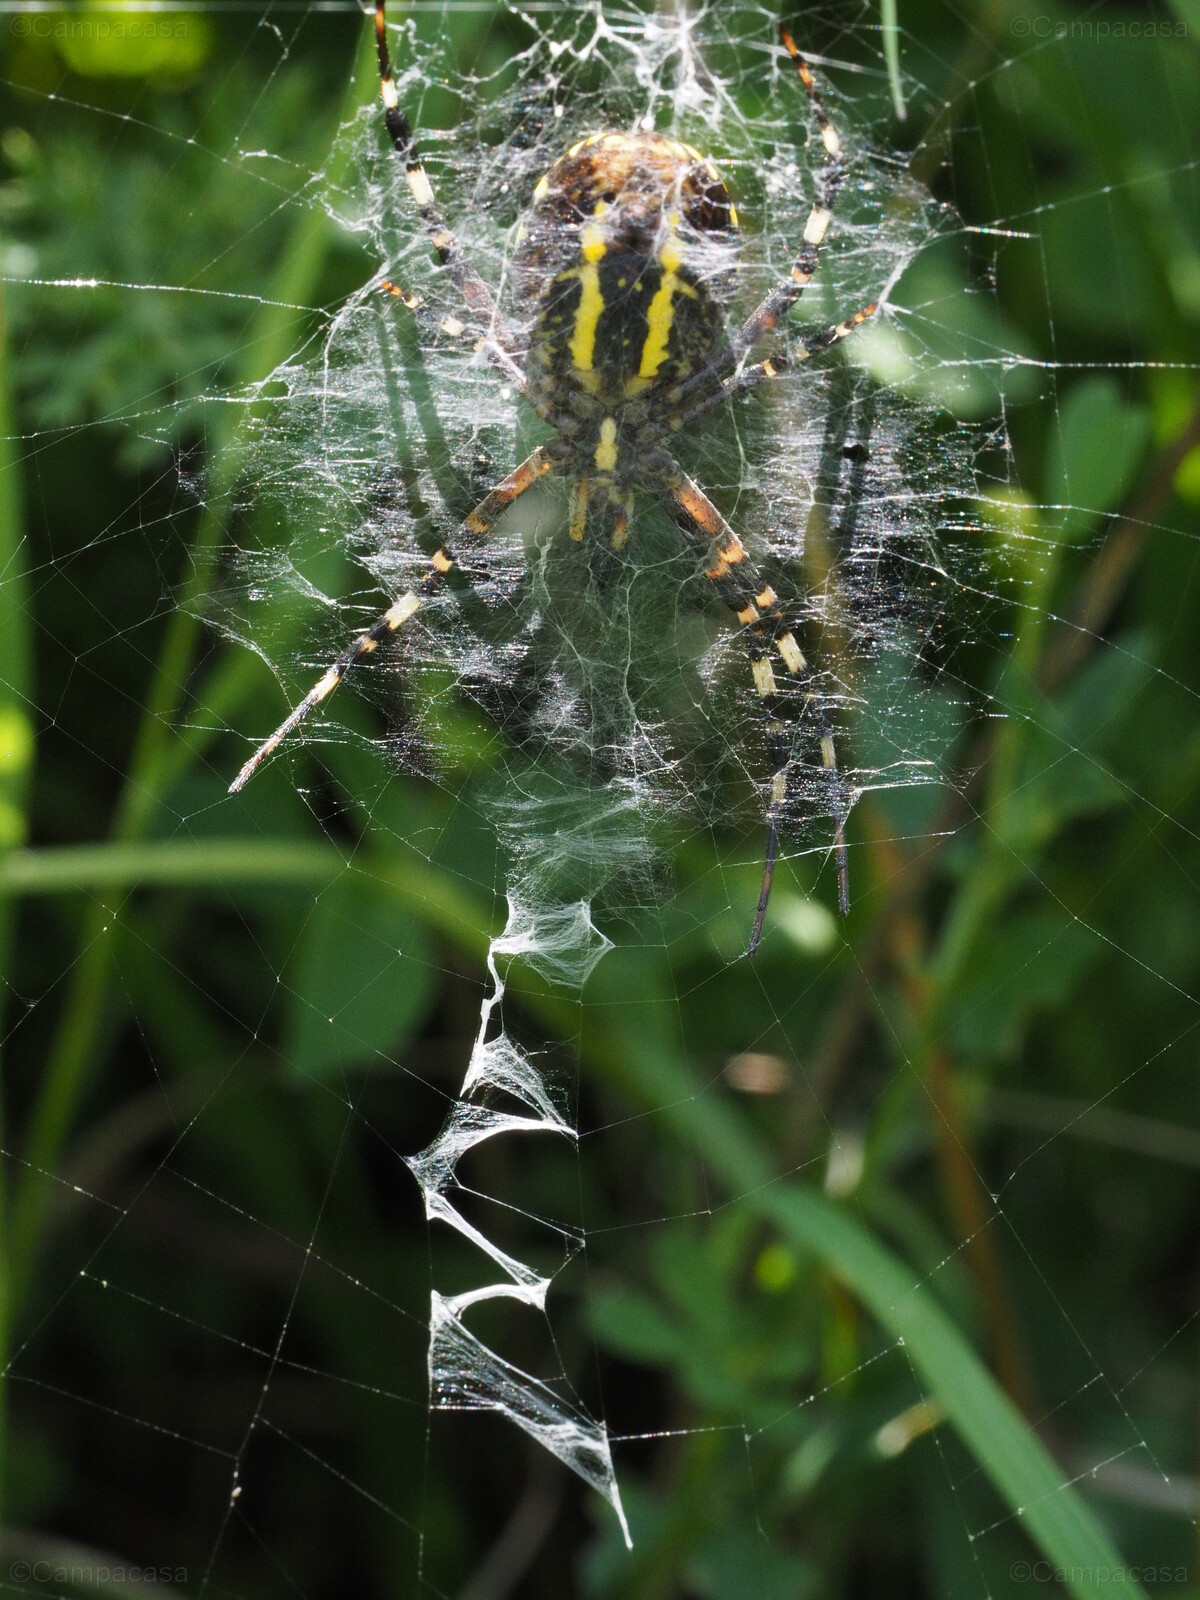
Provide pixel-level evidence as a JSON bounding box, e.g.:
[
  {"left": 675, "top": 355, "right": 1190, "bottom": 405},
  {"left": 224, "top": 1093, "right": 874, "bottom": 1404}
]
[{"left": 1, "top": 1, "right": 1198, "bottom": 1595}]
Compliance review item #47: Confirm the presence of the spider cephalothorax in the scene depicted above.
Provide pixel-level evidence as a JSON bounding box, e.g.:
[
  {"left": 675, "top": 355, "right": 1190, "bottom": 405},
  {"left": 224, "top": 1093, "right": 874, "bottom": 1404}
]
[{"left": 229, "top": 2, "right": 880, "bottom": 952}]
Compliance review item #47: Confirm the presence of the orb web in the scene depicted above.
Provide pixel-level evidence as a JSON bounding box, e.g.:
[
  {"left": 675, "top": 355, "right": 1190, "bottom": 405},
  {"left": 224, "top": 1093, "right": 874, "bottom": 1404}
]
[{"left": 203, "top": 0, "right": 984, "bottom": 1537}]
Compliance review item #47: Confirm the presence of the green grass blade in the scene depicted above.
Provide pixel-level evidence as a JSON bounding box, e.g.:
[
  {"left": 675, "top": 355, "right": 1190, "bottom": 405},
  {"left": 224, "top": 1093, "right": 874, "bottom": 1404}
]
[
  {"left": 881, "top": 0, "right": 907, "bottom": 120},
  {"left": 0, "top": 262, "right": 34, "bottom": 1535},
  {"left": 590, "top": 1021, "right": 1143, "bottom": 1600}
]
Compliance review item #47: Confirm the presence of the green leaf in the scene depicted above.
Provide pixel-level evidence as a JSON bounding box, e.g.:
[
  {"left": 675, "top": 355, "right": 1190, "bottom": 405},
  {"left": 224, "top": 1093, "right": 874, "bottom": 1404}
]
[
  {"left": 589, "top": 1287, "right": 688, "bottom": 1366},
  {"left": 864, "top": 245, "right": 1040, "bottom": 419},
  {"left": 283, "top": 877, "right": 435, "bottom": 1078},
  {"left": 1055, "top": 627, "right": 1156, "bottom": 753},
  {"left": 54, "top": 9, "right": 213, "bottom": 79},
  {"left": 688, "top": 1529, "right": 819, "bottom": 1600},
  {"left": 948, "top": 906, "right": 1099, "bottom": 1063},
  {"left": 999, "top": 718, "right": 1126, "bottom": 856},
  {"left": 1042, "top": 379, "right": 1152, "bottom": 538}
]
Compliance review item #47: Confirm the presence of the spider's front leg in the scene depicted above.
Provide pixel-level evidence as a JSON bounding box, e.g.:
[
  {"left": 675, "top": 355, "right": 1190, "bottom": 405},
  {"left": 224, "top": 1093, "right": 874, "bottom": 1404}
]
[
  {"left": 656, "top": 454, "right": 849, "bottom": 952},
  {"left": 228, "top": 447, "right": 559, "bottom": 794},
  {"left": 373, "top": 1, "right": 524, "bottom": 388},
  {"left": 664, "top": 26, "right": 848, "bottom": 419}
]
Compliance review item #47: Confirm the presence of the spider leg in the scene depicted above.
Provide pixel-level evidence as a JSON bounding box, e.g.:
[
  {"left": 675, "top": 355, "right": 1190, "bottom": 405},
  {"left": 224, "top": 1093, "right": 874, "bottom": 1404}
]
[
  {"left": 665, "top": 28, "right": 847, "bottom": 416},
  {"left": 655, "top": 303, "right": 877, "bottom": 436},
  {"left": 374, "top": 2, "right": 522, "bottom": 370},
  {"left": 378, "top": 275, "right": 541, "bottom": 404},
  {"left": 378, "top": 272, "right": 585, "bottom": 439},
  {"left": 380, "top": 279, "right": 492, "bottom": 357},
  {"left": 732, "top": 29, "right": 847, "bottom": 346},
  {"left": 655, "top": 455, "right": 849, "bottom": 949},
  {"left": 228, "top": 447, "right": 557, "bottom": 794}
]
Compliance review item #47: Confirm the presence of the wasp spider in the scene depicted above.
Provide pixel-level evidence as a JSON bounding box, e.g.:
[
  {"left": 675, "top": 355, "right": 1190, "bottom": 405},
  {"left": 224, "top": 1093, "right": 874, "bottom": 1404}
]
[{"left": 231, "top": 1, "right": 878, "bottom": 953}]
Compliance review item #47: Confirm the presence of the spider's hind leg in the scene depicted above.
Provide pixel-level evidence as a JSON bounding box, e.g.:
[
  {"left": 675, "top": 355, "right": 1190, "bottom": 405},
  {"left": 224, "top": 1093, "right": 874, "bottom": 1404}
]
[
  {"left": 659, "top": 457, "right": 850, "bottom": 951},
  {"left": 753, "top": 682, "right": 850, "bottom": 942},
  {"left": 744, "top": 603, "right": 850, "bottom": 953}
]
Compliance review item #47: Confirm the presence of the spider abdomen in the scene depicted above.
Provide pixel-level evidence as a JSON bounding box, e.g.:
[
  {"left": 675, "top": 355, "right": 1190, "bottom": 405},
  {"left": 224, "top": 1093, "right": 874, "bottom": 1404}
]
[{"left": 514, "top": 131, "right": 740, "bottom": 424}]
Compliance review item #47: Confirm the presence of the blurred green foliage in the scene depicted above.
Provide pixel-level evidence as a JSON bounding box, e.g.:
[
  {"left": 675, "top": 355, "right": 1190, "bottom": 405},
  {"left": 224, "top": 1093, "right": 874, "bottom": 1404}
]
[{"left": 1, "top": 3, "right": 1199, "bottom": 1598}]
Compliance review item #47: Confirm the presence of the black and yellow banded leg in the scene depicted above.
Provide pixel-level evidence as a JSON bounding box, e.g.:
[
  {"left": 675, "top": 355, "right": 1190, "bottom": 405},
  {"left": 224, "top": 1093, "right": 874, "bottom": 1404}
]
[
  {"left": 380, "top": 279, "right": 491, "bottom": 357},
  {"left": 378, "top": 278, "right": 580, "bottom": 437},
  {"left": 725, "top": 28, "right": 847, "bottom": 357},
  {"left": 568, "top": 475, "right": 590, "bottom": 542},
  {"left": 665, "top": 26, "right": 846, "bottom": 415},
  {"left": 374, "top": 1, "right": 520, "bottom": 362},
  {"left": 664, "top": 464, "right": 849, "bottom": 948},
  {"left": 228, "top": 448, "right": 556, "bottom": 794},
  {"left": 380, "top": 275, "right": 538, "bottom": 400},
  {"left": 666, "top": 303, "right": 878, "bottom": 432}
]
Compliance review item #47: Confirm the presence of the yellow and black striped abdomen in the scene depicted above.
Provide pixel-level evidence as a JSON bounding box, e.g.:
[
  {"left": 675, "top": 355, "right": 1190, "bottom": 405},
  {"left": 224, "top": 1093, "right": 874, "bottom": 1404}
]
[
  {"left": 529, "top": 247, "right": 727, "bottom": 407},
  {"left": 513, "top": 131, "right": 740, "bottom": 420}
]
